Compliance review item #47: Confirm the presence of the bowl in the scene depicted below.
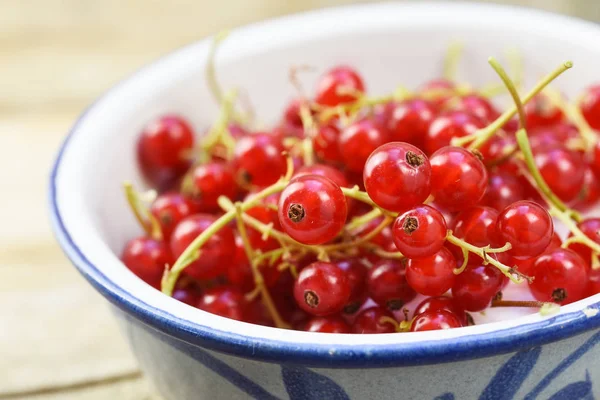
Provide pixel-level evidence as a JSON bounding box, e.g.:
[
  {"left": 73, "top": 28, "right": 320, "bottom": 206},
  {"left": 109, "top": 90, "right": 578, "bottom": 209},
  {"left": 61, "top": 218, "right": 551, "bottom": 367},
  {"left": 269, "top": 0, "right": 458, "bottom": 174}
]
[{"left": 50, "top": 2, "right": 600, "bottom": 399}]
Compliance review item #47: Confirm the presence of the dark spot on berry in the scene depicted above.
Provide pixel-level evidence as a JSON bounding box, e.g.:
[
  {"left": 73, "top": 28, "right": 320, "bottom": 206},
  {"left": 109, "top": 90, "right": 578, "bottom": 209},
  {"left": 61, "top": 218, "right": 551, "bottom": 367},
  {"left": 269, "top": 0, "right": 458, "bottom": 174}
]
[
  {"left": 159, "top": 211, "right": 173, "bottom": 226},
  {"left": 386, "top": 299, "right": 404, "bottom": 310},
  {"left": 239, "top": 170, "right": 252, "bottom": 185},
  {"left": 288, "top": 203, "right": 306, "bottom": 223},
  {"left": 406, "top": 151, "right": 425, "bottom": 167},
  {"left": 304, "top": 290, "right": 319, "bottom": 308},
  {"left": 403, "top": 216, "right": 419, "bottom": 235},
  {"left": 471, "top": 149, "right": 484, "bottom": 161},
  {"left": 493, "top": 291, "right": 503, "bottom": 302},
  {"left": 552, "top": 288, "right": 567, "bottom": 302},
  {"left": 466, "top": 313, "right": 475, "bottom": 326},
  {"left": 343, "top": 302, "right": 360, "bottom": 315}
]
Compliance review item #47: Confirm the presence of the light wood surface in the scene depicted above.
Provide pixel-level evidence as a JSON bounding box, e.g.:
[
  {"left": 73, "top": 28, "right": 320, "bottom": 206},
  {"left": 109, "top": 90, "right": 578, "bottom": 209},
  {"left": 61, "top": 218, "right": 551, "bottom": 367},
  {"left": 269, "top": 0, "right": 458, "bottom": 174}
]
[{"left": 2, "top": 1, "right": 599, "bottom": 398}]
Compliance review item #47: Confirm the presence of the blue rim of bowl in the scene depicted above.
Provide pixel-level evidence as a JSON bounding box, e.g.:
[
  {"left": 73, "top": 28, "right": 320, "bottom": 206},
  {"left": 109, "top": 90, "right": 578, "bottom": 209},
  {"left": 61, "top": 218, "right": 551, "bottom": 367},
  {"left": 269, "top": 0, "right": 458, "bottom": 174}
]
[{"left": 49, "top": 2, "right": 600, "bottom": 368}]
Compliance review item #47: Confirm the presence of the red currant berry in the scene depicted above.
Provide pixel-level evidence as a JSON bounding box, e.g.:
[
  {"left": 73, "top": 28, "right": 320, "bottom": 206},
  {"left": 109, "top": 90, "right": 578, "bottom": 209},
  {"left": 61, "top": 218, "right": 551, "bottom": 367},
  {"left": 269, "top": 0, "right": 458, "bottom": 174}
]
[
  {"left": 233, "top": 133, "right": 286, "bottom": 187},
  {"left": 430, "top": 146, "right": 488, "bottom": 212},
  {"left": 278, "top": 174, "right": 347, "bottom": 245},
  {"left": 453, "top": 206, "right": 500, "bottom": 248},
  {"left": 392, "top": 205, "right": 447, "bottom": 259},
  {"left": 339, "top": 119, "right": 387, "bottom": 173},
  {"left": 335, "top": 259, "right": 368, "bottom": 314},
  {"left": 406, "top": 247, "right": 456, "bottom": 296},
  {"left": 172, "top": 279, "right": 202, "bottom": 306},
  {"left": 567, "top": 218, "right": 600, "bottom": 266},
  {"left": 352, "top": 306, "right": 397, "bottom": 334},
  {"left": 185, "top": 161, "right": 237, "bottom": 211},
  {"left": 227, "top": 235, "right": 281, "bottom": 291},
  {"left": 525, "top": 94, "right": 564, "bottom": 129},
  {"left": 529, "top": 123, "right": 579, "bottom": 152},
  {"left": 580, "top": 85, "right": 600, "bottom": 130},
  {"left": 497, "top": 201, "right": 553, "bottom": 259},
  {"left": 293, "top": 262, "right": 351, "bottom": 316},
  {"left": 295, "top": 164, "right": 349, "bottom": 189},
  {"left": 282, "top": 97, "right": 305, "bottom": 130},
  {"left": 313, "top": 124, "right": 342, "bottom": 164},
  {"left": 304, "top": 315, "right": 351, "bottom": 333},
  {"left": 170, "top": 214, "right": 235, "bottom": 281},
  {"left": 453, "top": 94, "right": 499, "bottom": 123},
  {"left": 573, "top": 166, "right": 600, "bottom": 211},
  {"left": 481, "top": 172, "right": 524, "bottom": 212},
  {"left": 197, "top": 287, "right": 248, "bottom": 321},
  {"left": 413, "top": 296, "right": 467, "bottom": 326},
  {"left": 420, "top": 78, "right": 455, "bottom": 107},
  {"left": 363, "top": 142, "right": 431, "bottom": 212},
  {"left": 479, "top": 135, "right": 516, "bottom": 165},
  {"left": 425, "top": 111, "right": 483, "bottom": 155},
  {"left": 315, "top": 66, "right": 365, "bottom": 106},
  {"left": 244, "top": 192, "right": 281, "bottom": 251},
  {"left": 588, "top": 267, "right": 600, "bottom": 297},
  {"left": 535, "top": 147, "right": 585, "bottom": 202},
  {"left": 121, "top": 237, "right": 172, "bottom": 289},
  {"left": 410, "top": 309, "right": 463, "bottom": 332},
  {"left": 387, "top": 99, "right": 437, "bottom": 147},
  {"left": 452, "top": 264, "right": 504, "bottom": 312},
  {"left": 150, "top": 192, "right": 196, "bottom": 240},
  {"left": 367, "top": 259, "right": 417, "bottom": 310},
  {"left": 529, "top": 248, "right": 588, "bottom": 305}
]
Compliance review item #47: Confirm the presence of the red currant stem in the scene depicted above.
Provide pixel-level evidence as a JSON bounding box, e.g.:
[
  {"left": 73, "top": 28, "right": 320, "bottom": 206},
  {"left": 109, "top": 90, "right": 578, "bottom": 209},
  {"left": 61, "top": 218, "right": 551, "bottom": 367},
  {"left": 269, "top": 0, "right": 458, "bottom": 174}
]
[
  {"left": 488, "top": 57, "right": 526, "bottom": 130},
  {"left": 201, "top": 89, "right": 238, "bottom": 158},
  {"left": 345, "top": 208, "right": 383, "bottom": 232},
  {"left": 301, "top": 137, "right": 315, "bottom": 166},
  {"left": 446, "top": 231, "right": 530, "bottom": 284},
  {"left": 491, "top": 299, "right": 549, "bottom": 308},
  {"left": 453, "top": 61, "right": 573, "bottom": 149},
  {"left": 378, "top": 316, "right": 401, "bottom": 332},
  {"left": 443, "top": 41, "right": 463, "bottom": 81},
  {"left": 479, "top": 48, "right": 523, "bottom": 97},
  {"left": 341, "top": 186, "right": 395, "bottom": 217},
  {"left": 326, "top": 216, "right": 393, "bottom": 252},
  {"left": 515, "top": 129, "right": 573, "bottom": 215},
  {"left": 549, "top": 205, "right": 600, "bottom": 256},
  {"left": 544, "top": 87, "right": 596, "bottom": 150},
  {"left": 453, "top": 247, "right": 470, "bottom": 275},
  {"left": 317, "top": 94, "right": 393, "bottom": 123},
  {"left": 364, "top": 245, "right": 405, "bottom": 259},
  {"left": 205, "top": 31, "right": 229, "bottom": 105},
  {"left": 123, "top": 182, "right": 163, "bottom": 241}
]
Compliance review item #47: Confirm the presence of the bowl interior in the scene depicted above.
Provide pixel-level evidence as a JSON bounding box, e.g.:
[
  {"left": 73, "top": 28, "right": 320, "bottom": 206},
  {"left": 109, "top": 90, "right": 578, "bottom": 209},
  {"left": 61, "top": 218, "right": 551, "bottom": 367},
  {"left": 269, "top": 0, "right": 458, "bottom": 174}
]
[{"left": 52, "top": 2, "right": 600, "bottom": 357}]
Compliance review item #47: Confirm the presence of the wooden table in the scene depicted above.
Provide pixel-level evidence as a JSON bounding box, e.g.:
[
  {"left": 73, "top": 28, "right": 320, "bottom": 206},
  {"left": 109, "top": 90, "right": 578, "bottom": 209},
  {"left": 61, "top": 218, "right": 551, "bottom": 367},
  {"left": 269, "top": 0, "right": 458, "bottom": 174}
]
[{"left": 2, "top": 1, "right": 598, "bottom": 398}]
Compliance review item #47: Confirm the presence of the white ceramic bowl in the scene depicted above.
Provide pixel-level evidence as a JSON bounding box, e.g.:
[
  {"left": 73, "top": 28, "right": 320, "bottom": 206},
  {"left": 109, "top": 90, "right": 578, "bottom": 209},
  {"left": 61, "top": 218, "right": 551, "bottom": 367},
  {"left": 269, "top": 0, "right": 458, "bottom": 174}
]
[{"left": 50, "top": 3, "right": 600, "bottom": 399}]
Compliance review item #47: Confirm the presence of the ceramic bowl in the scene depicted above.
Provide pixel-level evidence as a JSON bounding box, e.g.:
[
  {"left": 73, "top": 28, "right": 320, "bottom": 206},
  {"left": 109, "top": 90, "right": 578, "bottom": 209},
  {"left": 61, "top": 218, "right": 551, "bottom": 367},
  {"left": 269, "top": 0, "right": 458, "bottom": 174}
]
[{"left": 50, "top": 3, "right": 600, "bottom": 399}]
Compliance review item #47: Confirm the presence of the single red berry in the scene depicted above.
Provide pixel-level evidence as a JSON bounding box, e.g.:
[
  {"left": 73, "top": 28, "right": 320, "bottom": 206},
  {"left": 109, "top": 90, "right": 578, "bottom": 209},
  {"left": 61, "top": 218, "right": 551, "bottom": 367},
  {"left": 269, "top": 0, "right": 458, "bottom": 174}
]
[
  {"left": 233, "top": 133, "right": 286, "bottom": 187},
  {"left": 170, "top": 214, "right": 235, "bottom": 281},
  {"left": 413, "top": 296, "right": 468, "bottom": 326},
  {"left": 510, "top": 233, "right": 563, "bottom": 276},
  {"left": 197, "top": 287, "right": 248, "bottom": 321},
  {"left": 282, "top": 97, "right": 305, "bottom": 130},
  {"left": 121, "top": 237, "right": 172, "bottom": 289},
  {"left": 406, "top": 247, "right": 456, "bottom": 296},
  {"left": 313, "top": 124, "right": 342, "bottom": 164},
  {"left": 185, "top": 162, "right": 237, "bottom": 211},
  {"left": 453, "top": 206, "right": 500, "bottom": 248},
  {"left": 453, "top": 94, "right": 499, "bottom": 123},
  {"left": 172, "top": 280, "right": 202, "bottom": 306},
  {"left": 315, "top": 66, "right": 365, "bottom": 106},
  {"left": 580, "top": 85, "right": 600, "bottom": 130},
  {"left": 588, "top": 267, "right": 600, "bottom": 297},
  {"left": 304, "top": 315, "right": 351, "bottom": 333},
  {"left": 387, "top": 99, "right": 437, "bottom": 147},
  {"left": 137, "top": 115, "right": 195, "bottom": 191},
  {"left": 335, "top": 259, "right": 368, "bottom": 314},
  {"left": 352, "top": 306, "right": 397, "bottom": 334},
  {"left": 295, "top": 164, "right": 350, "bottom": 189},
  {"left": 420, "top": 78, "right": 455, "bottom": 107},
  {"left": 339, "top": 119, "right": 387, "bottom": 173},
  {"left": 392, "top": 205, "right": 447, "bottom": 259},
  {"left": 244, "top": 191, "right": 281, "bottom": 252},
  {"left": 592, "top": 141, "right": 600, "bottom": 179},
  {"left": 481, "top": 172, "right": 524, "bottom": 212},
  {"left": 534, "top": 147, "right": 585, "bottom": 202},
  {"left": 525, "top": 94, "right": 564, "bottom": 129},
  {"left": 227, "top": 234, "right": 281, "bottom": 291},
  {"left": 567, "top": 218, "right": 600, "bottom": 266},
  {"left": 479, "top": 135, "right": 516, "bottom": 166},
  {"left": 367, "top": 259, "right": 417, "bottom": 310},
  {"left": 430, "top": 146, "right": 488, "bottom": 212},
  {"left": 278, "top": 174, "right": 347, "bottom": 245},
  {"left": 245, "top": 299, "right": 275, "bottom": 327},
  {"left": 363, "top": 142, "right": 431, "bottom": 212},
  {"left": 410, "top": 309, "right": 463, "bottom": 332},
  {"left": 497, "top": 201, "right": 553, "bottom": 259},
  {"left": 425, "top": 111, "right": 484, "bottom": 155},
  {"left": 452, "top": 264, "right": 504, "bottom": 312},
  {"left": 293, "top": 261, "right": 351, "bottom": 316},
  {"left": 529, "top": 248, "right": 588, "bottom": 305},
  {"left": 528, "top": 123, "right": 579, "bottom": 153},
  {"left": 573, "top": 166, "right": 600, "bottom": 211},
  {"left": 150, "top": 192, "right": 196, "bottom": 240}
]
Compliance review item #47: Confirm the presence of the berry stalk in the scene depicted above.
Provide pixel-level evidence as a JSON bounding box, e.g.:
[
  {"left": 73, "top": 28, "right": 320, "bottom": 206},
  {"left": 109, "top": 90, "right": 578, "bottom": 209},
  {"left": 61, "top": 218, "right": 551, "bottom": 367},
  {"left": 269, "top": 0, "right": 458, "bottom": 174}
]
[{"left": 123, "top": 182, "right": 162, "bottom": 241}]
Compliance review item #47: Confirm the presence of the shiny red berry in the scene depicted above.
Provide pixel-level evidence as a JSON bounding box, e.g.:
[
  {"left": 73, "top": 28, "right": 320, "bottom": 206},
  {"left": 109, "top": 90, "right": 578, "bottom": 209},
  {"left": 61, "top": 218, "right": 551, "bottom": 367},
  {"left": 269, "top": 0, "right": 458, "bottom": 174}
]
[
  {"left": 430, "top": 146, "right": 488, "bottom": 212},
  {"left": 406, "top": 246, "right": 456, "bottom": 296},
  {"left": 363, "top": 142, "right": 431, "bottom": 212},
  {"left": 410, "top": 309, "right": 463, "bottom": 332},
  {"left": 453, "top": 206, "right": 500, "bottom": 248},
  {"left": 304, "top": 315, "right": 351, "bottom": 333},
  {"left": 170, "top": 214, "right": 235, "bottom": 281},
  {"left": 580, "top": 85, "right": 600, "bottom": 130},
  {"left": 567, "top": 218, "right": 600, "bottom": 266},
  {"left": 352, "top": 307, "right": 397, "bottom": 334},
  {"left": 529, "top": 248, "right": 588, "bottom": 305},
  {"left": 137, "top": 115, "right": 195, "bottom": 191},
  {"left": 425, "top": 111, "right": 483, "bottom": 155},
  {"left": 497, "top": 201, "right": 553, "bottom": 259},
  {"left": 313, "top": 124, "right": 342, "bottom": 164},
  {"left": 367, "top": 259, "right": 417, "bottom": 310},
  {"left": 293, "top": 261, "right": 351, "bottom": 316},
  {"left": 392, "top": 205, "right": 447, "bottom": 259},
  {"left": 413, "top": 296, "right": 467, "bottom": 326},
  {"left": 452, "top": 264, "right": 504, "bottom": 312},
  {"left": 481, "top": 172, "right": 524, "bottom": 212},
  {"left": 121, "top": 237, "right": 172, "bottom": 289},
  {"left": 197, "top": 287, "right": 248, "bottom": 321},
  {"left": 233, "top": 133, "right": 286, "bottom": 187},
  {"left": 387, "top": 99, "right": 437, "bottom": 147},
  {"left": 278, "top": 174, "right": 347, "bottom": 245},
  {"left": 454, "top": 94, "right": 499, "bottom": 123},
  {"left": 573, "top": 166, "right": 600, "bottom": 211},
  {"left": 335, "top": 259, "right": 368, "bottom": 314},
  {"left": 186, "top": 162, "right": 237, "bottom": 211},
  {"left": 339, "top": 119, "right": 387, "bottom": 173},
  {"left": 535, "top": 147, "right": 585, "bottom": 202},
  {"left": 315, "top": 66, "right": 365, "bottom": 106},
  {"left": 525, "top": 94, "right": 564, "bottom": 129},
  {"left": 150, "top": 192, "right": 196, "bottom": 240}
]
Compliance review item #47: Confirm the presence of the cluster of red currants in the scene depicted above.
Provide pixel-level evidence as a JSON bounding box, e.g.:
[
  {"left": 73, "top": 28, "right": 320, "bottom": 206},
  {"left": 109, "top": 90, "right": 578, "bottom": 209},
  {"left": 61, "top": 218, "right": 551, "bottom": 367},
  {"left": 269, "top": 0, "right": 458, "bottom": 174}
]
[{"left": 121, "top": 49, "right": 600, "bottom": 334}]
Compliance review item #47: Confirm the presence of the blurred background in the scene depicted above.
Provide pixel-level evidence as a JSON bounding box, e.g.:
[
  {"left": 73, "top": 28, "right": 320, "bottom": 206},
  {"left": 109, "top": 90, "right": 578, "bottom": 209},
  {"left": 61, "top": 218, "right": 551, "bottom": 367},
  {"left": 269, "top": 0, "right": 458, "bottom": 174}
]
[{"left": 1, "top": 1, "right": 599, "bottom": 398}]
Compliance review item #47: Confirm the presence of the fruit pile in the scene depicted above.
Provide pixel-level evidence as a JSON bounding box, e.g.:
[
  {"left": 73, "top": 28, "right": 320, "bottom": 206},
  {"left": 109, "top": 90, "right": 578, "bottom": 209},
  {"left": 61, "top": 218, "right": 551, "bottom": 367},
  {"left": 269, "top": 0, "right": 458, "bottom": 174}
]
[{"left": 121, "top": 40, "right": 600, "bottom": 334}]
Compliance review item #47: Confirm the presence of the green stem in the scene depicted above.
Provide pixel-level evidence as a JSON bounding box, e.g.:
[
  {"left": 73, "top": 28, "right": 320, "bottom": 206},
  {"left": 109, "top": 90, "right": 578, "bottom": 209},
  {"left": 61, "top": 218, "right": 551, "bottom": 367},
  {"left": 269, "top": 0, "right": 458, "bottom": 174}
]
[
  {"left": 123, "top": 182, "right": 162, "bottom": 241},
  {"left": 487, "top": 57, "right": 526, "bottom": 130},
  {"left": 443, "top": 42, "right": 463, "bottom": 81},
  {"left": 341, "top": 186, "right": 395, "bottom": 217},
  {"left": 206, "top": 31, "right": 229, "bottom": 105},
  {"left": 345, "top": 208, "right": 383, "bottom": 232},
  {"left": 549, "top": 206, "right": 600, "bottom": 256}
]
